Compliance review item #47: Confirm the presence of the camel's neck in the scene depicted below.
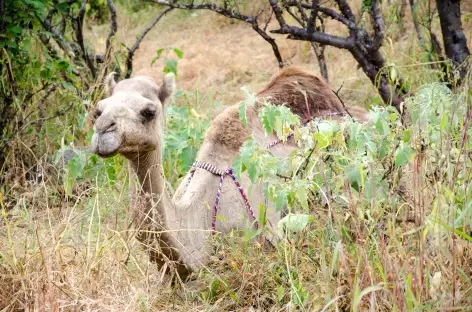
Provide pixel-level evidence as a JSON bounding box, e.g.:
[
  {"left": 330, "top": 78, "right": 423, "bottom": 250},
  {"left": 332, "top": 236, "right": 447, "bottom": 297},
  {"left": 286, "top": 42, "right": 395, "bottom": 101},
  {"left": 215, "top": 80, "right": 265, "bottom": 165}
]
[
  {"left": 127, "top": 150, "right": 167, "bottom": 205},
  {"left": 125, "top": 150, "right": 190, "bottom": 277}
]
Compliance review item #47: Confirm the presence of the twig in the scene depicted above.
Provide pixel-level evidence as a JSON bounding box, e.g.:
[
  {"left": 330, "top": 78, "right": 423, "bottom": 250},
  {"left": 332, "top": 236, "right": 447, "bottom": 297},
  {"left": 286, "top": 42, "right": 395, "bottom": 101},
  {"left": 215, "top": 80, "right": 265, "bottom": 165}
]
[
  {"left": 285, "top": 1, "right": 359, "bottom": 30},
  {"left": 125, "top": 8, "right": 174, "bottom": 78},
  {"left": 150, "top": 0, "right": 285, "bottom": 67},
  {"left": 74, "top": 0, "right": 96, "bottom": 78},
  {"left": 36, "top": 84, "right": 59, "bottom": 132},
  {"left": 332, "top": 82, "right": 352, "bottom": 118},
  {"left": 105, "top": 0, "right": 118, "bottom": 59}
]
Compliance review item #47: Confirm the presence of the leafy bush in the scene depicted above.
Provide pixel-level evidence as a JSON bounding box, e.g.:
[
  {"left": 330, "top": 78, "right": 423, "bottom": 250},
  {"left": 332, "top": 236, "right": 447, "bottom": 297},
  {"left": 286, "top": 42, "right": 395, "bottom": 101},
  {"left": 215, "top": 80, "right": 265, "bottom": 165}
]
[{"left": 229, "top": 82, "right": 472, "bottom": 309}]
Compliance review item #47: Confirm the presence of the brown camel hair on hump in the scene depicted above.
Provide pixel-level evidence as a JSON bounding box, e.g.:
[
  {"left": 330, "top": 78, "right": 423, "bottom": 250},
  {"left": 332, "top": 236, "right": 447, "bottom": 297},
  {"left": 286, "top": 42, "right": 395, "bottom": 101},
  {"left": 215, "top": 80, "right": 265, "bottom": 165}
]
[
  {"left": 204, "top": 67, "right": 345, "bottom": 151},
  {"left": 256, "top": 66, "right": 345, "bottom": 120}
]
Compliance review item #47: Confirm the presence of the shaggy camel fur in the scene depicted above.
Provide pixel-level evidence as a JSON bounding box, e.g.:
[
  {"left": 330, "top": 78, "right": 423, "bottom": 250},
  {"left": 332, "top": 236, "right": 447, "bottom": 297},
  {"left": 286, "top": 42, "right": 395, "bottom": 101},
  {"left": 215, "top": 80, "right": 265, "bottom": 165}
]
[{"left": 91, "top": 67, "right": 370, "bottom": 279}]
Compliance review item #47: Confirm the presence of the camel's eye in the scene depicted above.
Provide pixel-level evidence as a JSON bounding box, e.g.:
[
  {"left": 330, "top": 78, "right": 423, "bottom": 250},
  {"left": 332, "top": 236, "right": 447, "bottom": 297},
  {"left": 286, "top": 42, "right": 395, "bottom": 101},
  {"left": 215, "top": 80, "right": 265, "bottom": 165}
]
[
  {"left": 94, "top": 109, "right": 102, "bottom": 119},
  {"left": 140, "top": 106, "right": 156, "bottom": 122}
]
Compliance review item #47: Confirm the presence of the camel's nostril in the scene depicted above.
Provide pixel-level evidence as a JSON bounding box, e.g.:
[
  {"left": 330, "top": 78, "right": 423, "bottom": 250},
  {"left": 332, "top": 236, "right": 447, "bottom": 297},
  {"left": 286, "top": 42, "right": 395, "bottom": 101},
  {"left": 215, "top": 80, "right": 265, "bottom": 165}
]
[{"left": 105, "top": 122, "right": 117, "bottom": 133}]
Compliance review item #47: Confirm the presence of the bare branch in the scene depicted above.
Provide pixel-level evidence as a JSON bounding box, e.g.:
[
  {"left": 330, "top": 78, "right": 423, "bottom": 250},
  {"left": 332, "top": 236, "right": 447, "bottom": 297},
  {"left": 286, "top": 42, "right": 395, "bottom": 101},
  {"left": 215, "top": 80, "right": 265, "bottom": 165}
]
[
  {"left": 74, "top": 0, "right": 97, "bottom": 78},
  {"left": 371, "top": 0, "right": 385, "bottom": 50},
  {"left": 249, "top": 17, "right": 285, "bottom": 68},
  {"left": 306, "top": 0, "right": 319, "bottom": 32},
  {"left": 335, "top": 0, "right": 356, "bottom": 22},
  {"left": 105, "top": 0, "right": 118, "bottom": 56},
  {"left": 268, "top": 0, "right": 287, "bottom": 28},
  {"left": 36, "top": 11, "right": 76, "bottom": 56},
  {"left": 126, "top": 8, "right": 174, "bottom": 78},
  {"left": 271, "top": 25, "right": 354, "bottom": 49},
  {"left": 151, "top": 0, "right": 285, "bottom": 67},
  {"left": 150, "top": 0, "right": 253, "bottom": 22},
  {"left": 286, "top": 7, "right": 305, "bottom": 27},
  {"left": 284, "top": 1, "right": 359, "bottom": 31}
]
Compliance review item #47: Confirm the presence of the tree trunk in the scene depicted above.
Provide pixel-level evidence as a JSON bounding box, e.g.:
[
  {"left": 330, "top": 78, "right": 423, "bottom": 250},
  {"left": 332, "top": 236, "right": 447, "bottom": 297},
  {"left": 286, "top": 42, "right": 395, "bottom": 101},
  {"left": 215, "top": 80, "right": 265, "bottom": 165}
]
[{"left": 436, "top": 0, "right": 470, "bottom": 83}]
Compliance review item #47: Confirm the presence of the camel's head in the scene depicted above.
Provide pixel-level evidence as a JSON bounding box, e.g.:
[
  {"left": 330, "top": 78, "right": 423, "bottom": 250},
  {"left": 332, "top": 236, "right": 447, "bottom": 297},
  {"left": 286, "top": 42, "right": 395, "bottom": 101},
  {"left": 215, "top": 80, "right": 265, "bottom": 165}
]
[{"left": 91, "top": 72, "right": 174, "bottom": 158}]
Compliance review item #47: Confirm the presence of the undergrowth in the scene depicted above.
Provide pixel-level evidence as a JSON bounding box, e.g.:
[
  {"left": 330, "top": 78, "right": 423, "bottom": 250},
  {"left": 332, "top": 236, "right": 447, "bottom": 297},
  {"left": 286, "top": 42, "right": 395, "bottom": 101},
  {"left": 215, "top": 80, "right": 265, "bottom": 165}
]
[
  {"left": 1, "top": 75, "right": 471, "bottom": 311},
  {"left": 1, "top": 1, "right": 471, "bottom": 311}
]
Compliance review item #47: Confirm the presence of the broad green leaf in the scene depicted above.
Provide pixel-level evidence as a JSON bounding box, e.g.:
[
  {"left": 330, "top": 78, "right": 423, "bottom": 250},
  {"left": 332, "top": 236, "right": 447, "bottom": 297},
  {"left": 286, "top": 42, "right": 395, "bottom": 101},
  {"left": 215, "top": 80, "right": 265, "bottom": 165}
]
[
  {"left": 314, "top": 133, "right": 329, "bottom": 149},
  {"left": 394, "top": 145, "right": 415, "bottom": 167},
  {"left": 8, "top": 25, "right": 22, "bottom": 35},
  {"left": 248, "top": 163, "right": 257, "bottom": 183},
  {"left": 296, "top": 186, "right": 308, "bottom": 210},
  {"left": 348, "top": 164, "right": 363, "bottom": 192},
  {"left": 277, "top": 213, "right": 313, "bottom": 238}
]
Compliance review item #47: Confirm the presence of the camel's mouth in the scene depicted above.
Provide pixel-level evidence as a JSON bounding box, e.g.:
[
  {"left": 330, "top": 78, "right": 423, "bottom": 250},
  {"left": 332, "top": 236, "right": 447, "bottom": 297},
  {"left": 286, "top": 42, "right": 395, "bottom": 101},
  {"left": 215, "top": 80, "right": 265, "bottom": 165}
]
[
  {"left": 96, "top": 150, "right": 118, "bottom": 158},
  {"left": 91, "top": 131, "right": 122, "bottom": 158}
]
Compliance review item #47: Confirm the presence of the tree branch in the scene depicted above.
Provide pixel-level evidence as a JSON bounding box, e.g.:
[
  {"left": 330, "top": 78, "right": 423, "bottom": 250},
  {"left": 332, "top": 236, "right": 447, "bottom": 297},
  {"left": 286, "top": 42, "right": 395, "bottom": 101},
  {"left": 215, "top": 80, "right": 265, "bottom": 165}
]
[
  {"left": 105, "top": 0, "right": 117, "bottom": 57},
  {"left": 74, "top": 0, "right": 97, "bottom": 78},
  {"left": 371, "top": 0, "right": 385, "bottom": 50},
  {"left": 307, "top": 0, "right": 319, "bottom": 32},
  {"left": 284, "top": 1, "right": 360, "bottom": 31},
  {"left": 249, "top": 17, "right": 285, "bottom": 68},
  {"left": 271, "top": 25, "right": 354, "bottom": 49},
  {"left": 126, "top": 8, "right": 174, "bottom": 78},
  {"left": 335, "top": 0, "right": 356, "bottom": 22},
  {"left": 268, "top": 0, "right": 287, "bottom": 28},
  {"left": 150, "top": 0, "right": 253, "bottom": 22},
  {"left": 150, "top": 0, "right": 285, "bottom": 67}
]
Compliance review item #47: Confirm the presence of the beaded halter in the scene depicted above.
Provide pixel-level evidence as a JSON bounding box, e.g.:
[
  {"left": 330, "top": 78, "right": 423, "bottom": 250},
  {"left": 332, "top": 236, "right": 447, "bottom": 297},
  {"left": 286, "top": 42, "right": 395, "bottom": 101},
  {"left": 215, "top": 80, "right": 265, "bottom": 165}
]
[{"left": 184, "top": 111, "right": 344, "bottom": 236}]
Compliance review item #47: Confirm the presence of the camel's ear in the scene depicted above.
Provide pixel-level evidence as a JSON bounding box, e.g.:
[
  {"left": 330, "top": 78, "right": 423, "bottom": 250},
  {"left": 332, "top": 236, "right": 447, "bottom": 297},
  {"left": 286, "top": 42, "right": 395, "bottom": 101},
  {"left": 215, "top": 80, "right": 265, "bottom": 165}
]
[
  {"left": 104, "top": 72, "right": 118, "bottom": 96},
  {"left": 159, "top": 73, "right": 175, "bottom": 104}
]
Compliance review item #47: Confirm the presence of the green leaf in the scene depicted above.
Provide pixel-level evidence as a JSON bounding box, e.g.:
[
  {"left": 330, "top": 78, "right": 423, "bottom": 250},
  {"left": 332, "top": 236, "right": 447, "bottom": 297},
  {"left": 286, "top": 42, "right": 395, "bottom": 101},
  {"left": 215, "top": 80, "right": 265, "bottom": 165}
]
[
  {"left": 295, "top": 186, "right": 308, "bottom": 210},
  {"left": 378, "top": 138, "right": 389, "bottom": 158},
  {"left": 248, "top": 163, "right": 257, "bottom": 183},
  {"left": 314, "top": 132, "right": 329, "bottom": 149},
  {"left": 394, "top": 145, "right": 415, "bottom": 167},
  {"left": 173, "top": 48, "right": 184, "bottom": 59},
  {"left": 240, "top": 86, "right": 256, "bottom": 106},
  {"left": 156, "top": 48, "right": 164, "bottom": 58},
  {"left": 8, "top": 25, "right": 22, "bottom": 35},
  {"left": 274, "top": 189, "right": 287, "bottom": 212},
  {"left": 55, "top": 60, "right": 69, "bottom": 70},
  {"left": 163, "top": 58, "right": 178, "bottom": 75},
  {"left": 238, "top": 100, "right": 247, "bottom": 125},
  {"left": 6, "top": 40, "right": 17, "bottom": 48},
  {"left": 277, "top": 285, "right": 285, "bottom": 302},
  {"left": 348, "top": 164, "right": 363, "bottom": 192},
  {"left": 277, "top": 213, "right": 313, "bottom": 238},
  {"left": 56, "top": 2, "right": 69, "bottom": 13}
]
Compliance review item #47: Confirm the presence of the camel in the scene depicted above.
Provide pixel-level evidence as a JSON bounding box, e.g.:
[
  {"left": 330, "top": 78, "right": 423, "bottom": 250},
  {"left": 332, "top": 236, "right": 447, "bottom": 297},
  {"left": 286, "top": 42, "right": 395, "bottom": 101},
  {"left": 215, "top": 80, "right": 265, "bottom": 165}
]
[{"left": 90, "top": 67, "right": 370, "bottom": 279}]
